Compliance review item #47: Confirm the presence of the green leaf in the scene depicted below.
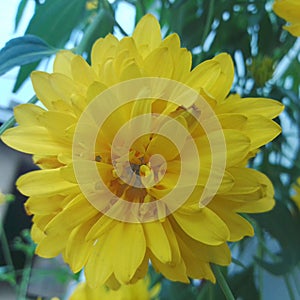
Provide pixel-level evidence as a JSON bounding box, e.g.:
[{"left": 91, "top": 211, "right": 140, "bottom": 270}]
[
  {"left": 13, "top": 61, "right": 40, "bottom": 93},
  {"left": 229, "top": 266, "right": 260, "bottom": 300},
  {"left": 76, "top": 9, "right": 115, "bottom": 60},
  {"left": 0, "top": 35, "right": 57, "bottom": 76},
  {"left": 251, "top": 201, "right": 300, "bottom": 275},
  {"left": 25, "top": 0, "right": 86, "bottom": 47},
  {"left": 15, "top": 0, "right": 29, "bottom": 31},
  {"left": 13, "top": 0, "right": 87, "bottom": 91},
  {"left": 160, "top": 281, "right": 196, "bottom": 300}
]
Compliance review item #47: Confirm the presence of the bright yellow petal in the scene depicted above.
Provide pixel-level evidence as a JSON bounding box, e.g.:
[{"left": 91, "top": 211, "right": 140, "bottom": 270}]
[
  {"left": 132, "top": 14, "right": 162, "bottom": 58},
  {"left": 71, "top": 55, "right": 98, "bottom": 86},
  {"left": 14, "top": 103, "right": 45, "bottom": 126},
  {"left": 208, "top": 201, "right": 254, "bottom": 241},
  {"left": 85, "top": 234, "right": 113, "bottom": 288},
  {"left": 25, "top": 195, "right": 64, "bottom": 215},
  {"left": 1, "top": 126, "right": 71, "bottom": 155},
  {"left": 91, "top": 34, "right": 118, "bottom": 72},
  {"left": 113, "top": 222, "right": 146, "bottom": 284},
  {"left": 17, "top": 169, "right": 77, "bottom": 196},
  {"left": 31, "top": 71, "right": 60, "bottom": 109},
  {"left": 143, "top": 221, "right": 172, "bottom": 263},
  {"left": 143, "top": 47, "right": 173, "bottom": 77},
  {"left": 210, "top": 53, "right": 234, "bottom": 101},
  {"left": 64, "top": 217, "right": 96, "bottom": 273},
  {"left": 44, "top": 194, "right": 99, "bottom": 235},
  {"left": 161, "top": 33, "right": 192, "bottom": 81},
  {"left": 176, "top": 236, "right": 216, "bottom": 282},
  {"left": 186, "top": 60, "right": 221, "bottom": 94},
  {"left": 216, "top": 96, "right": 284, "bottom": 119},
  {"left": 36, "top": 233, "right": 68, "bottom": 258},
  {"left": 173, "top": 207, "right": 230, "bottom": 245},
  {"left": 243, "top": 116, "right": 282, "bottom": 150},
  {"left": 53, "top": 50, "right": 75, "bottom": 77},
  {"left": 150, "top": 252, "right": 189, "bottom": 283}
]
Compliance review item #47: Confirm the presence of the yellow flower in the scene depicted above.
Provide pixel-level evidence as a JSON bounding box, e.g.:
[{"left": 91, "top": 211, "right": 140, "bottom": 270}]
[
  {"left": 292, "top": 178, "right": 300, "bottom": 210},
  {"left": 86, "top": 0, "right": 98, "bottom": 10},
  {"left": 1, "top": 14, "right": 283, "bottom": 288},
  {"left": 69, "top": 277, "right": 160, "bottom": 300},
  {"left": 0, "top": 191, "right": 5, "bottom": 205},
  {"left": 273, "top": 0, "right": 300, "bottom": 36}
]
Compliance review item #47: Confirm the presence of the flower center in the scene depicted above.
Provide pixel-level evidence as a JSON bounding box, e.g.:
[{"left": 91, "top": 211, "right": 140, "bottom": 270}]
[{"left": 112, "top": 150, "right": 166, "bottom": 191}]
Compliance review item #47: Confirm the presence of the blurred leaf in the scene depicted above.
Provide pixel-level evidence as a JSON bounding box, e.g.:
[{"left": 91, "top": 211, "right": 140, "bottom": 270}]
[
  {"left": 229, "top": 266, "right": 259, "bottom": 300},
  {"left": 15, "top": 0, "right": 29, "bottom": 31},
  {"left": 0, "top": 35, "right": 57, "bottom": 76},
  {"left": 168, "top": 1, "right": 207, "bottom": 49},
  {"left": 210, "top": 3, "right": 251, "bottom": 58},
  {"left": 160, "top": 281, "right": 196, "bottom": 300},
  {"left": 77, "top": 8, "right": 114, "bottom": 61},
  {"left": 13, "top": 0, "right": 87, "bottom": 91},
  {"left": 251, "top": 201, "right": 300, "bottom": 275},
  {"left": 13, "top": 62, "right": 39, "bottom": 93},
  {"left": 25, "top": 0, "right": 86, "bottom": 46}
]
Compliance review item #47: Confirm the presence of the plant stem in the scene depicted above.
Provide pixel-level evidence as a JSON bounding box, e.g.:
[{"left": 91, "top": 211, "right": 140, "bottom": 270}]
[
  {"left": 76, "top": 7, "right": 114, "bottom": 55},
  {"left": 138, "top": 0, "right": 146, "bottom": 16},
  {"left": 284, "top": 274, "right": 296, "bottom": 300},
  {"left": 255, "top": 225, "right": 265, "bottom": 300},
  {"left": 0, "top": 222, "right": 16, "bottom": 286},
  {"left": 201, "top": 0, "right": 215, "bottom": 47},
  {"left": 0, "top": 95, "right": 37, "bottom": 136},
  {"left": 17, "top": 251, "right": 34, "bottom": 300},
  {"left": 115, "top": 20, "right": 128, "bottom": 36},
  {"left": 195, "top": 0, "right": 215, "bottom": 65},
  {"left": 291, "top": 268, "right": 300, "bottom": 296},
  {"left": 211, "top": 264, "right": 235, "bottom": 300}
]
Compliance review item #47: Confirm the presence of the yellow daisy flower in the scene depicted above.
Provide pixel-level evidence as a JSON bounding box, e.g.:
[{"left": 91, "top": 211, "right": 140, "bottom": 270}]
[
  {"left": 86, "top": 0, "right": 98, "bottom": 11},
  {"left": 1, "top": 14, "right": 283, "bottom": 288},
  {"left": 69, "top": 277, "right": 160, "bottom": 300},
  {"left": 0, "top": 191, "right": 5, "bottom": 205},
  {"left": 273, "top": 0, "right": 300, "bottom": 37}
]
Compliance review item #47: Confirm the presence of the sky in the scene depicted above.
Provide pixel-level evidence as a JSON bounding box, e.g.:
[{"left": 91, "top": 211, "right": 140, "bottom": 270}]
[{"left": 0, "top": 0, "right": 36, "bottom": 114}]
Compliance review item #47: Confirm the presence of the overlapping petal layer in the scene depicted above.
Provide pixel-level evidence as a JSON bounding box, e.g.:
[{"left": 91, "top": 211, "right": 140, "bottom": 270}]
[{"left": 1, "top": 14, "right": 283, "bottom": 288}]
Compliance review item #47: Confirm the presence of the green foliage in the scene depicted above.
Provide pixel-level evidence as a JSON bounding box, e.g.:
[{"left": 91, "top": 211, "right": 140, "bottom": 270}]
[
  {"left": 76, "top": 8, "right": 115, "bottom": 61},
  {"left": 0, "top": 35, "right": 57, "bottom": 76},
  {"left": 14, "top": 0, "right": 29, "bottom": 31},
  {"left": 252, "top": 202, "right": 300, "bottom": 276},
  {"left": 13, "top": 0, "right": 87, "bottom": 91}
]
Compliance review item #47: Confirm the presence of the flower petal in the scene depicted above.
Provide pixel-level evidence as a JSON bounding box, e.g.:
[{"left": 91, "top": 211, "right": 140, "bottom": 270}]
[
  {"left": 113, "top": 222, "right": 146, "bottom": 284},
  {"left": 132, "top": 14, "right": 162, "bottom": 58},
  {"left": 1, "top": 126, "right": 70, "bottom": 155},
  {"left": 173, "top": 207, "right": 230, "bottom": 245},
  {"left": 53, "top": 50, "right": 75, "bottom": 77},
  {"left": 210, "top": 53, "right": 234, "bottom": 101},
  {"left": 85, "top": 235, "right": 113, "bottom": 288},
  {"left": 44, "top": 194, "right": 99, "bottom": 235},
  {"left": 244, "top": 116, "right": 282, "bottom": 150},
  {"left": 17, "top": 169, "right": 77, "bottom": 196},
  {"left": 208, "top": 201, "right": 254, "bottom": 241},
  {"left": 143, "top": 221, "right": 172, "bottom": 263},
  {"left": 217, "top": 95, "right": 284, "bottom": 119},
  {"left": 64, "top": 217, "right": 96, "bottom": 273},
  {"left": 14, "top": 103, "right": 45, "bottom": 126}
]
